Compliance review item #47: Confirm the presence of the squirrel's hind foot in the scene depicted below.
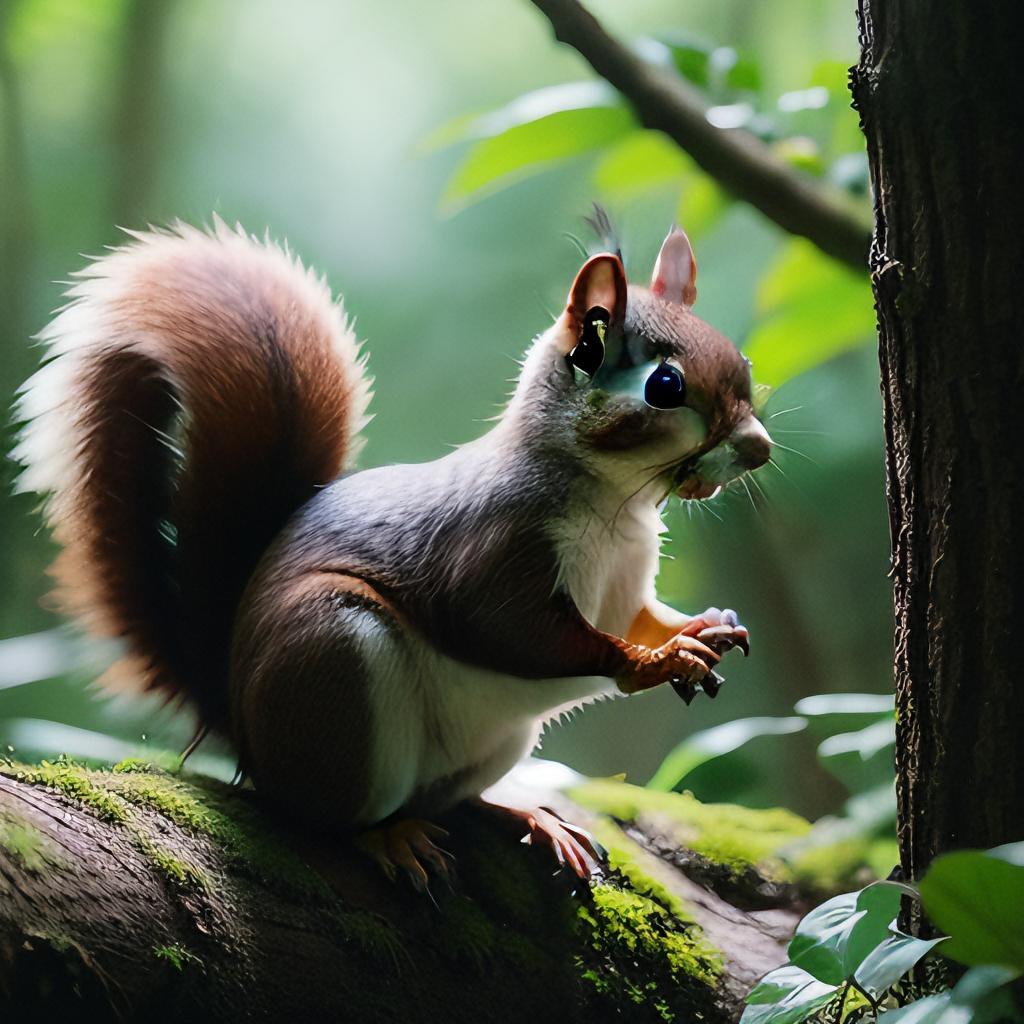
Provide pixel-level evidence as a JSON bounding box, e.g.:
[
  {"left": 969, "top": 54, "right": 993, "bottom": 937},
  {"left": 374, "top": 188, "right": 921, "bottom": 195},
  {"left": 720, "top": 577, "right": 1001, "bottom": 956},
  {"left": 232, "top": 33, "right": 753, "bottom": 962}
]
[
  {"left": 356, "top": 819, "right": 454, "bottom": 893},
  {"left": 481, "top": 801, "right": 607, "bottom": 881}
]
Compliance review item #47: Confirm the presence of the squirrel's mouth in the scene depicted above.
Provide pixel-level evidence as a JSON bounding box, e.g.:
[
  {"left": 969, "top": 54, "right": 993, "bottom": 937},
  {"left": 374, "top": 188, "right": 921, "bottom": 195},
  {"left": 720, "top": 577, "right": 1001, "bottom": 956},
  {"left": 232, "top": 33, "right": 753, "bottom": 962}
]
[
  {"left": 670, "top": 457, "right": 721, "bottom": 501},
  {"left": 677, "top": 476, "right": 722, "bottom": 501}
]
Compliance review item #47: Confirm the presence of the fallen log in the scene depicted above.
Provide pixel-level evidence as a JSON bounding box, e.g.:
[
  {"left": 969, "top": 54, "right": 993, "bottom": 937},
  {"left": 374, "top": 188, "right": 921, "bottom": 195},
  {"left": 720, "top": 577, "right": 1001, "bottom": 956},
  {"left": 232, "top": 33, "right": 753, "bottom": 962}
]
[{"left": 0, "top": 757, "right": 862, "bottom": 1022}]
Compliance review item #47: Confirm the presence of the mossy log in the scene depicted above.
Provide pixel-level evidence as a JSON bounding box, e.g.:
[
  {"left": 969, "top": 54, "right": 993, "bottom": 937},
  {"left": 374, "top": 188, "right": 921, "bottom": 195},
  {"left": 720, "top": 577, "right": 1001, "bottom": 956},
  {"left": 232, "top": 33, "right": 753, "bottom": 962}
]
[{"left": 0, "top": 758, "right": 858, "bottom": 1022}]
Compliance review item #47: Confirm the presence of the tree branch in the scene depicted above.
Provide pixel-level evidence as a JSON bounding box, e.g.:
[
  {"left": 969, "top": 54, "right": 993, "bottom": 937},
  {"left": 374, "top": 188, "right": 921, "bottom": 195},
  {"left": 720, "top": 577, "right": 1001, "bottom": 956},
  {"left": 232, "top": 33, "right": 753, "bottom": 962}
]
[
  {"left": 529, "top": 0, "right": 871, "bottom": 271},
  {"left": 0, "top": 762, "right": 805, "bottom": 1019}
]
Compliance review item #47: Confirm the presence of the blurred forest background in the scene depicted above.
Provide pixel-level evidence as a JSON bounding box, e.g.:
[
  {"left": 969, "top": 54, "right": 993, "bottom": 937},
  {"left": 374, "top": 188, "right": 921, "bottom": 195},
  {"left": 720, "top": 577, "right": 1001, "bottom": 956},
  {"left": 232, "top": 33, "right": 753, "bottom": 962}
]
[{"left": 0, "top": 0, "right": 891, "bottom": 843}]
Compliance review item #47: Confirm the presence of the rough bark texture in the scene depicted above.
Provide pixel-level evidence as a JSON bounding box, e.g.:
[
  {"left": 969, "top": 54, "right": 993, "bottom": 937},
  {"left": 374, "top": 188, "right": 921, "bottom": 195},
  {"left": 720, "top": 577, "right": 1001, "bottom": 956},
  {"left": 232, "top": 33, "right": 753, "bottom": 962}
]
[
  {"left": 851, "top": 2, "right": 1024, "bottom": 882},
  {"left": 0, "top": 759, "right": 850, "bottom": 1022}
]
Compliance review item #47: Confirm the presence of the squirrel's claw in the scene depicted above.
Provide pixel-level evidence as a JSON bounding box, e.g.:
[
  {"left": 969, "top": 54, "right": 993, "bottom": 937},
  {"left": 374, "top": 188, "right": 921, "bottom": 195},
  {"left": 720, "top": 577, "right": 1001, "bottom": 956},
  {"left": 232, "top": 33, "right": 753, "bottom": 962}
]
[
  {"left": 519, "top": 806, "right": 606, "bottom": 880},
  {"left": 356, "top": 819, "right": 454, "bottom": 893},
  {"left": 481, "top": 800, "right": 606, "bottom": 881}
]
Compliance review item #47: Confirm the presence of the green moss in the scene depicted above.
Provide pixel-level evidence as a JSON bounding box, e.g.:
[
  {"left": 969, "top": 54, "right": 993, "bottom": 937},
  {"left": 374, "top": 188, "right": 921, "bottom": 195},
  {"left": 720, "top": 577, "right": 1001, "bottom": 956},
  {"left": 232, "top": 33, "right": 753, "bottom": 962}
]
[
  {"left": 572, "top": 780, "right": 809, "bottom": 879},
  {"left": 5, "top": 757, "right": 129, "bottom": 823},
  {"left": 591, "top": 818, "right": 694, "bottom": 923},
  {"left": 588, "top": 884, "right": 720, "bottom": 983},
  {"left": 0, "top": 817, "right": 57, "bottom": 872},
  {"left": 153, "top": 943, "right": 202, "bottom": 970},
  {"left": 110, "top": 773, "right": 219, "bottom": 835},
  {"left": 104, "top": 765, "right": 330, "bottom": 897},
  {"left": 134, "top": 831, "right": 208, "bottom": 889},
  {"left": 577, "top": 882, "right": 721, "bottom": 1020},
  {"left": 792, "top": 836, "right": 899, "bottom": 892},
  {"left": 113, "top": 757, "right": 155, "bottom": 774}
]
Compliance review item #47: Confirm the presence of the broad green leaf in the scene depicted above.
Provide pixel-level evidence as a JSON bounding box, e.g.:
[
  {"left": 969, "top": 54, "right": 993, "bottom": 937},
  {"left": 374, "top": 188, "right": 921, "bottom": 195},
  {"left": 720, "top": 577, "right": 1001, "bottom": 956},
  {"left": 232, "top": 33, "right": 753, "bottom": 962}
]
[
  {"left": 787, "top": 892, "right": 860, "bottom": 984},
  {"left": 660, "top": 33, "right": 712, "bottom": 87},
  {"left": 647, "top": 716, "right": 806, "bottom": 792},
  {"left": 989, "top": 841, "right": 1024, "bottom": 869},
  {"left": 854, "top": 932, "right": 946, "bottom": 998},
  {"left": 876, "top": 966, "right": 1023, "bottom": 1024},
  {"left": 593, "top": 131, "right": 689, "bottom": 194},
  {"left": 0, "top": 629, "right": 77, "bottom": 690},
  {"left": 794, "top": 693, "right": 895, "bottom": 717},
  {"left": 919, "top": 846, "right": 1024, "bottom": 969},
  {"left": 876, "top": 993, "right": 953, "bottom": 1024},
  {"left": 741, "top": 965, "right": 837, "bottom": 1024},
  {"left": 441, "top": 105, "right": 634, "bottom": 211},
  {"left": 473, "top": 81, "right": 620, "bottom": 136},
  {"left": 949, "top": 965, "right": 1022, "bottom": 1024},
  {"left": 788, "top": 883, "right": 901, "bottom": 985},
  {"left": 723, "top": 51, "right": 762, "bottom": 93},
  {"left": 818, "top": 719, "right": 896, "bottom": 762},
  {"left": 744, "top": 239, "right": 874, "bottom": 388},
  {"left": 423, "top": 81, "right": 618, "bottom": 152}
]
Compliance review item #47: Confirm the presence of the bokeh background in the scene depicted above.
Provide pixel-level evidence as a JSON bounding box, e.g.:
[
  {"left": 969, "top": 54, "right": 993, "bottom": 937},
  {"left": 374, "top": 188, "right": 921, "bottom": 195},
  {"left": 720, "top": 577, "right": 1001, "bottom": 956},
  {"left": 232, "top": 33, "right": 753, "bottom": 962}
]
[{"left": 0, "top": 0, "right": 893, "bottom": 838}]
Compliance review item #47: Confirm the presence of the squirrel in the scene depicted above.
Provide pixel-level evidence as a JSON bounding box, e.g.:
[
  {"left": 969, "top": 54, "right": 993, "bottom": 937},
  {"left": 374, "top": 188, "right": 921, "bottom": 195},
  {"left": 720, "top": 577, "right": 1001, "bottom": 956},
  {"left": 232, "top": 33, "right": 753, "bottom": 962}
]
[{"left": 14, "top": 215, "right": 771, "bottom": 884}]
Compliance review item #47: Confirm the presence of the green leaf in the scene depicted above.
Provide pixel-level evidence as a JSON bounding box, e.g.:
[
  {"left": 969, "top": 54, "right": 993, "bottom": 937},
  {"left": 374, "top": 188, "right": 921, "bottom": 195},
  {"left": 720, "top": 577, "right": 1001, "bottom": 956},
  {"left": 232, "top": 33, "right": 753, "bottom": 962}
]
[
  {"left": 794, "top": 694, "right": 895, "bottom": 717},
  {"left": 743, "top": 239, "right": 875, "bottom": 388},
  {"left": 592, "top": 130, "right": 689, "bottom": 194},
  {"left": 876, "top": 993, "right": 953, "bottom": 1024},
  {"left": 441, "top": 104, "right": 634, "bottom": 211},
  {"left": 741, "top": 965, "right": 837, "bottom": 1024},
  {"left": 788, "top": 883, "right": 901, "bottom": 985},
  {"left": 0, "top": 629, "right": 77, "bottom": 690},
  {"left": 660, "top": 33, "right": 712, "bottom": 87},
  {"left": 854, "top": 932, "right": 946, "bottom": 998},
  {"left": 919, "top": 846, "right": 1024, "bottom": 969},
  {"left": 723, "top": 51, "right": 762, "bottom": 93},
  {"left": 818, "top": 719, "right": 896, "bottom": 762},
  {"left": 647, "top": 716, "right": 807, "bottom": 792},
  {"left": 876, "top": 966, "right": 1023, "bottom": 1024}
]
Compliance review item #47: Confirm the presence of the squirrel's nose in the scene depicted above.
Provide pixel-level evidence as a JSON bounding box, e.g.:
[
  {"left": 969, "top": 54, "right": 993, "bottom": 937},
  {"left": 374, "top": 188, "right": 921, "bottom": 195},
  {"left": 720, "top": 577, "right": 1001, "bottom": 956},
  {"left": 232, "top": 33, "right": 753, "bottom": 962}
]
[{"left": 730, "top": 415, "right": 772, "bottom": 471}]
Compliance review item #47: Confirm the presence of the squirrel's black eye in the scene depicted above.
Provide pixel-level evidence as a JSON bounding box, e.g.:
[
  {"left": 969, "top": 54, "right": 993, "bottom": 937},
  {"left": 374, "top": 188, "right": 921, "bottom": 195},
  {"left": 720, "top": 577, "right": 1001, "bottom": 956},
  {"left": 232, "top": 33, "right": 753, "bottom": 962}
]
[
  {"left": 644, "top": 361, "right": 686, "bottom": 410},
  {"left": 567, "top": 306, "right": 609, "bottom": 380}
]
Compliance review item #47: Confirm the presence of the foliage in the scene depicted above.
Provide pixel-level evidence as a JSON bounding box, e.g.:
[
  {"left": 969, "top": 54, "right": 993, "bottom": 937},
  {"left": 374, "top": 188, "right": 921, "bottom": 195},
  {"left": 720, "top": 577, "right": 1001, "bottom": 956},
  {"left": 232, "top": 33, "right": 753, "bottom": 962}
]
[
  {"left": 438, "top": 25, "right": 875, "bottom": 396},
  {"left": 741, "top": 843, "right": 1024, "bottom": 1024},
  {"left": 1, "top": 0, "right": 887, "bottom": 830},
  {"left": 649, "top": 693, "right": 896, "bottom": 862}
]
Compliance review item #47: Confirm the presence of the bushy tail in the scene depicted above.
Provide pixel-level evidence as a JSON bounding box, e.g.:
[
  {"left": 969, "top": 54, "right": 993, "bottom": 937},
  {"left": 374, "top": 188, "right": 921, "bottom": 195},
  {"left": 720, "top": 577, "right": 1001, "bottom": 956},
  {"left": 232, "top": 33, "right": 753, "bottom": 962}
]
[{"left": 14, "top": 219, "right": 371, "bottom": 730}]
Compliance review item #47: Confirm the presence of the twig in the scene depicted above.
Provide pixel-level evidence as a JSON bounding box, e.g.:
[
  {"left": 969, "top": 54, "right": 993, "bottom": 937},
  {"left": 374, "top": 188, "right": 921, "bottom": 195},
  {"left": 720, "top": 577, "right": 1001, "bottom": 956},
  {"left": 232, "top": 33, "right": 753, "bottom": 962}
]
[{"left": 529, "top": 0, "right": 871, "bottom": 270}]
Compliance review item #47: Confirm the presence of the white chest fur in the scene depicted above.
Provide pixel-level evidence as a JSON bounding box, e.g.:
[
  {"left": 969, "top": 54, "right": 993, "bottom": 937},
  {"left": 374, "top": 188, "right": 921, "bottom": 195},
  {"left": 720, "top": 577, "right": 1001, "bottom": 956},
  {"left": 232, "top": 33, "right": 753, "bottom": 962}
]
[
  {"left": 356, "top": 492, "right": 664, "bottom": 824},
  {"left": 552, "top": 491, "right": 665, "bottom": 636}
]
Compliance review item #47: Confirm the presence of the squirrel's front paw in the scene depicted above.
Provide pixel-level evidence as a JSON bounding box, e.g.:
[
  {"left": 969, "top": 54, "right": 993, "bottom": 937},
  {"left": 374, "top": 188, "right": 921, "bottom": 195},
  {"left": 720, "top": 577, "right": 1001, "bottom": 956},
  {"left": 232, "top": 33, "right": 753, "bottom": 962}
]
[
  {"left": 680, "top": 607, "right": 750, "bottom": 657},
  {"left": 618, "top": 632, "right": 719, "bottom": 695}
]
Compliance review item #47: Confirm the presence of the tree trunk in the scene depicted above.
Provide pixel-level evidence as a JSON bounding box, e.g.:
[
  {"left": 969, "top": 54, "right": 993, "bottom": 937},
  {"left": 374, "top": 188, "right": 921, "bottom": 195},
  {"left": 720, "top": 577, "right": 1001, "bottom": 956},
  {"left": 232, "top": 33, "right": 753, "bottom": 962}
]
[
  {"left": 0, "top": 760, "right": 827, "bottom": 1022},
  {"left": 851, "top": 1, "right": 1024, "bottom": 884}
]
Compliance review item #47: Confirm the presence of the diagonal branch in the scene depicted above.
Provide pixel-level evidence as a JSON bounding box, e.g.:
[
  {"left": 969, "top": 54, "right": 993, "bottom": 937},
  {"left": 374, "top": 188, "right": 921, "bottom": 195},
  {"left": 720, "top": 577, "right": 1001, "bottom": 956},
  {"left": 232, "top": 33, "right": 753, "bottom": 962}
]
[{"left": 530, "top": 0, "right": 871, "bottom": 271}]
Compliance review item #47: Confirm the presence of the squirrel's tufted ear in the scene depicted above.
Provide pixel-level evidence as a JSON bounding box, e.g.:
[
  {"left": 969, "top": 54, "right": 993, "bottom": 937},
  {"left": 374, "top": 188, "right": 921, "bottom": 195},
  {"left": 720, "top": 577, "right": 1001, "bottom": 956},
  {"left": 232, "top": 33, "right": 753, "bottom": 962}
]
[
  {"left": 651, "top": 226, "right": 697, "bottom": 306},
  {"left": 567, "top": 252, "right": 627, "bottom": 329}
]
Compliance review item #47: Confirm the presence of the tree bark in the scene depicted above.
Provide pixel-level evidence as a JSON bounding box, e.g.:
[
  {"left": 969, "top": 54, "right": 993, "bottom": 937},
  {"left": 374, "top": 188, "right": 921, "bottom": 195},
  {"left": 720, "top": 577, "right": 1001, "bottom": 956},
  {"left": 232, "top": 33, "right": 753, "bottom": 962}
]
[
  {"left": 0, "top": 761, "right": 812, "bottom": 1022},
  {"left": 851, "top": 2, "right": 1024, "bottom": 884}
]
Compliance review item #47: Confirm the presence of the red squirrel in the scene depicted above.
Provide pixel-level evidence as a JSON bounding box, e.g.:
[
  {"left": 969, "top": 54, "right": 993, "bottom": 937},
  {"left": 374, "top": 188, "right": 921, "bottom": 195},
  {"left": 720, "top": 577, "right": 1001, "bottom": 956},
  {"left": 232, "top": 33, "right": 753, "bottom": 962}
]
[{"left": 14, "top": 216, "right": 771, "bottom": 884}]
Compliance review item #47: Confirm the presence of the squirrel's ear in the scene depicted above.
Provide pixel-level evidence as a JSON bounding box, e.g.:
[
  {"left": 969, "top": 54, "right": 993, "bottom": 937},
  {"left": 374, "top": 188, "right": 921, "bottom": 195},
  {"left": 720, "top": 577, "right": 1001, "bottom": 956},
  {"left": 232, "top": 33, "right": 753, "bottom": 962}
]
[
  {"left": 651, "top": 226, "right": 697, "bottom": 306},
  {"left": 567, "top": 252, "right": 627, "bottom": 330}
]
